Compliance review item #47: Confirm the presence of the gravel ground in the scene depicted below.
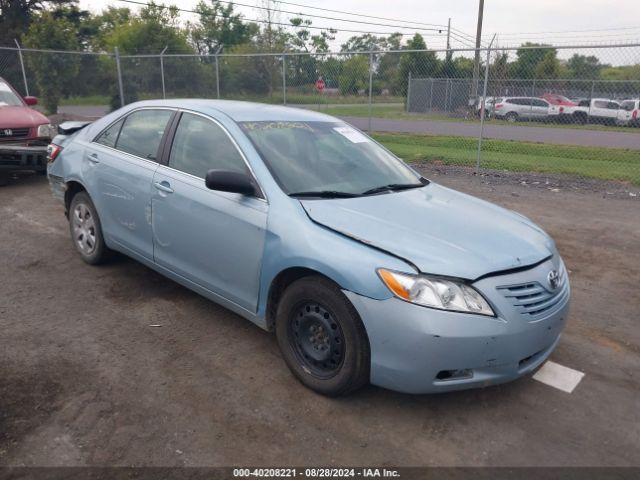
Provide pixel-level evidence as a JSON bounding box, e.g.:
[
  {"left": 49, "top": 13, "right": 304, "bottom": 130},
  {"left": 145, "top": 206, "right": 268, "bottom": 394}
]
[{"left": 0, "top": 169, "right": 639, "bottom": 467}]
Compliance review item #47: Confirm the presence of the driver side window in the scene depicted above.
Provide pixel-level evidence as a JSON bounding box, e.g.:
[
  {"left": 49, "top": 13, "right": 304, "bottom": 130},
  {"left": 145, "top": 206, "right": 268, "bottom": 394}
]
[{"left": 169, "top": 113, "right": 247, "bottom": 179}]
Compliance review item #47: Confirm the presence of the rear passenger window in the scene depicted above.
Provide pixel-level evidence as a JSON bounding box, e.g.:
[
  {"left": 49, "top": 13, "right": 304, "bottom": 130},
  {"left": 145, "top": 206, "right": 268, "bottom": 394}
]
[
  {"left": 95, "top": 119, "right": 124, "bottom": 148},
  {"left": 594, "top": 101, "right": 608, "bottom": 108},
  {"left": 169, "top": 112, "right": 247, "bottom": 179},
  {"left": 115, "top": 109, "right": 173, "bottom": 160}
]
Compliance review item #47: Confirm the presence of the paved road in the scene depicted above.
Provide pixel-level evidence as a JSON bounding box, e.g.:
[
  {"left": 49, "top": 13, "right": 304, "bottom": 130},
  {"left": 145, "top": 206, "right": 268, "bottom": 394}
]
[
  {"left": 342, "top": 116, "right": 640, "bottom": 150},
  {"left": 1, "top": 170, "right": 639, "bottom": 467},
  {"left": 57, "top": 105, "right": 640, "bottom": 150}
]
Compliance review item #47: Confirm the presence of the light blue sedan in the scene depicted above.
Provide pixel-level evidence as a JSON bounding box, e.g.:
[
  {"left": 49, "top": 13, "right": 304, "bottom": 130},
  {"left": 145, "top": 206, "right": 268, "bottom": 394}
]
[{"left": 47, "top": 100, "right": 570, "bottom": 396}]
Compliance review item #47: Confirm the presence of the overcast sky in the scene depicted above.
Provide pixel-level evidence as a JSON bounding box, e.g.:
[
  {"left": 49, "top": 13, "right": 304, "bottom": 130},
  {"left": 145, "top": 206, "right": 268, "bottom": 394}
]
[{"left": 77, "top": 0, "right": 640, "bottom": 63}]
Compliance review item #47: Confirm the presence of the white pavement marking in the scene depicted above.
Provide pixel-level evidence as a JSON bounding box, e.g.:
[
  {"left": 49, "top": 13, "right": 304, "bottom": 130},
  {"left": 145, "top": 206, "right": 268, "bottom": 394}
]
[{"left": 533, "top": 361, "right": 585, "bottom": 393}]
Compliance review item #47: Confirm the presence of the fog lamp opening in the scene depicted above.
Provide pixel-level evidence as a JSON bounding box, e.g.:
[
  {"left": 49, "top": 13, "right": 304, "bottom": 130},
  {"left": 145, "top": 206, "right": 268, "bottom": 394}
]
[{"left": 436, "top": 369, "right": 473, "bottom": 381}]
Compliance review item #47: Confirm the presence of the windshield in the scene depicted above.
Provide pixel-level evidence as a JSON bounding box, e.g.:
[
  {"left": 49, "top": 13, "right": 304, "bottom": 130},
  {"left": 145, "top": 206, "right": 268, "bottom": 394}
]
[
  {"left": 0, "top": 81, "right": 24, "bottom": 107},
  {"left": 239, "top": 121, "right": 423, "bottom": 196}
]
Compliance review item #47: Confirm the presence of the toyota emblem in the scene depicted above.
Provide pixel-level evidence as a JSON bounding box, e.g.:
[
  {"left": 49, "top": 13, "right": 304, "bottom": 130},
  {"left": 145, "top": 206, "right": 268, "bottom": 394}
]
[{"left": 547, "top": 270, "right": 560, "bottom": 290}]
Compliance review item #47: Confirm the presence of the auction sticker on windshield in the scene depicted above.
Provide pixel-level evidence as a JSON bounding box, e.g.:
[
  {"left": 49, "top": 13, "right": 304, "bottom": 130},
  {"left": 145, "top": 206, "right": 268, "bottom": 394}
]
[{"left": 333, "top": 126, "right": 370, "bottom": 143}]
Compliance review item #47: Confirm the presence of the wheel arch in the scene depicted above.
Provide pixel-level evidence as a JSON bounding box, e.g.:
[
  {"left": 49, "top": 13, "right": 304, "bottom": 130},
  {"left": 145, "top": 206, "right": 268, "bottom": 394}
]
[
  {"left": 64, "top": 179, "right": 88, "bottom": 217},
  {"left": 264, "top": 266, "right": 343, "bottom": 332}
]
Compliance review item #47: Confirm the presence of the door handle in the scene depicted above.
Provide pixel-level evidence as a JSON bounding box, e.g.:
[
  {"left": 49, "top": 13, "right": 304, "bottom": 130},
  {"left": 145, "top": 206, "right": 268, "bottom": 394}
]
[
  {"left": 87, "top": 152, "right": 100, "bottom": 164},
  {"left": 154, "top": 181, "right": 174, "bottom": 194}
]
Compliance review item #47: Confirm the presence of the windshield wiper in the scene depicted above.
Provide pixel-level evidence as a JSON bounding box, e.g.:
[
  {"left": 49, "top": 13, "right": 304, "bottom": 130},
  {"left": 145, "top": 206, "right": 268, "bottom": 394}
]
[
  {"left": 361, "top": 181, "right": 426, "bottom": 196},
  {"left": 288, "top": 190, "right": 360, "bottom": 199}
]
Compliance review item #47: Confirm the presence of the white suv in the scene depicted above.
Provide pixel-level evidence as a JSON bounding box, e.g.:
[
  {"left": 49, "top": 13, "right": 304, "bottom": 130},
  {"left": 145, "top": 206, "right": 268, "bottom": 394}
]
[{"left": 493, "top": 97, "right": 556, "bottom": 122}]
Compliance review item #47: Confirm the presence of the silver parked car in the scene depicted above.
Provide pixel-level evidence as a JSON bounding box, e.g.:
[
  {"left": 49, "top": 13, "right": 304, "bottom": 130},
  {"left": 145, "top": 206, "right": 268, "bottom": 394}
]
[{"left": 493, "top": 97, "right": 553, "bottom": 122}]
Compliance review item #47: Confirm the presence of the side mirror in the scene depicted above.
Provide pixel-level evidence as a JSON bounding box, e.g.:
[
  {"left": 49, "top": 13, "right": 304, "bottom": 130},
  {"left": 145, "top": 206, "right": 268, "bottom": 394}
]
[
  {"left": 23, "top": 96, "right": 38, "bottom": 106},
  {"left": 205, "top": 169, "right": 256, "bottom": 196}
]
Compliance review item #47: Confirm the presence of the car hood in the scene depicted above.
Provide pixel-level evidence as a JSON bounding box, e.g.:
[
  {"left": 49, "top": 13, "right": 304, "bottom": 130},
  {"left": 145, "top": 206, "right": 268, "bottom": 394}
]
[
  {"left": 0, "top": 105, "right": 49, "bottom": 129},
  {"left": 300, "top": 183, "right": 554, "bottom": 280}
]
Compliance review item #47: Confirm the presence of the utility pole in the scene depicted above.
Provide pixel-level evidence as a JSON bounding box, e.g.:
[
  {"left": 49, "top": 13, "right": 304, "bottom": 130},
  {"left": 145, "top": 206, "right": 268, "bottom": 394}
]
[
  {"left": 471, "top": 0, "right": 485, "bottom": 99},
  {"left": 446, "top": 18, "right": 451, "bottom": 60}
]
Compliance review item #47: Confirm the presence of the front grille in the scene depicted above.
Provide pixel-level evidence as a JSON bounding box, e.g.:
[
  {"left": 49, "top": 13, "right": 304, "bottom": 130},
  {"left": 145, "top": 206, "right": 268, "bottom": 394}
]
[
  {"left": 0, "top": 127, "right": 30, "bottom": 140},
  {"left": 497, "top": 263, "right": 568, "bottom": 318}
]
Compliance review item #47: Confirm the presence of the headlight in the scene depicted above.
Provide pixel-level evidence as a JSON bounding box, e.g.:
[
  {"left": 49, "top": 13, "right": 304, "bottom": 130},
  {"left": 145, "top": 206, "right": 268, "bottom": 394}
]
[
  {"left": 377, "top": 269, "right": 495, "bottom": 316},
  {"left": 37, "top": 124, "right": 56, "bottom": 138}
]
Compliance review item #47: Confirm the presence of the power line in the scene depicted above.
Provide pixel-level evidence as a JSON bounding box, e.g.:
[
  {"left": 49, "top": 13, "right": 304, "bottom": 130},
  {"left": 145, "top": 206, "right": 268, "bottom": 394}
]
[
  {"left": 117, "top": 0, "right": 450, "bottom": 37},
  {"left": 264, "top": 0, "right": 463, "bottom": 32},
  {"left": 489, "top": 24, "right": 640, "bottom": 37},
  {"left": 180, "top": 0, "right": 453, "bottom": 35}
]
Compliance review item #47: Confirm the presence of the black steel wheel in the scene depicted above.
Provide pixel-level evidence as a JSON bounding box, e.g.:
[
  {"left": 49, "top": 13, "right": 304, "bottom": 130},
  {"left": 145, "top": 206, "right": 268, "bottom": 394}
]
[
  {"left": 289, "top": 301, "right": 345, "bottom": 379},
  {"left": 275, "top": 275, "right": 370, "bottom": 396}
]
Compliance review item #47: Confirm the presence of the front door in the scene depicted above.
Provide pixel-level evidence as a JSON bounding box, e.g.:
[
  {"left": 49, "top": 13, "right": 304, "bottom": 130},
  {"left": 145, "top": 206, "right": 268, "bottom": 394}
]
[{"left": 151, "top": 112, "right": 267, "bottom": 312}]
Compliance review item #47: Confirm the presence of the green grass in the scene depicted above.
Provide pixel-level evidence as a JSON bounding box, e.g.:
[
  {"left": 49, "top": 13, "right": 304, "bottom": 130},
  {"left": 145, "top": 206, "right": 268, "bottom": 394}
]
[
  {"left": 59, "top": 95, "right": 111, "bottom": 106},
  {"left": 372, "top": 132, "right": 640, "bottom": 185}
]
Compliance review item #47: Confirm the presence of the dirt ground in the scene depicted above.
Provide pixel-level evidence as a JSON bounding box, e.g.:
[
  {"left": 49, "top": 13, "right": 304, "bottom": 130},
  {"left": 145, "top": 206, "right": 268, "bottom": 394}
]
[{"left": 0, "top": 167, "right": 639, "bottom": 467}]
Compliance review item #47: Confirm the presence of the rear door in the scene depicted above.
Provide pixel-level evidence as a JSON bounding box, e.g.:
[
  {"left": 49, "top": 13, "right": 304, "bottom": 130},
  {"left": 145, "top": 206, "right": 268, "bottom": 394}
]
[
  {"left": 532, "top": 99, "right": 550, "bottom": 118},
  {"left": 590, "top": 100, "right": 609, "bottom": 119},
  {"left": 86, "top": 108, "right": 175, "bottom": 260},
  {"left": 151, "top": 111, "right": 267, "bottom": 312}
]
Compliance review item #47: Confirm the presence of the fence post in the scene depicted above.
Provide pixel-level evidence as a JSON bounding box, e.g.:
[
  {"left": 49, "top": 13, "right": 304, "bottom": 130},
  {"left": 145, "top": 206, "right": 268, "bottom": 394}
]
[
  {"left": 160, "top": 46, "right": 167, "bottom": 99},
  {"left": 14, "top": 39, "right": 29, "bottom": 96},
  {"left": 587, "top": 80, "right": 595, "bottom": 123},
  {"left": 429, "top": 78, "right": 433, "bottom": 112},
  {"left": 114, "top": 47, "right": 125, "bottom": 108},
  {"left": 406, "top": 71, "right": 411, "bottom": 112},
  {"left": 215, "top": 45, "right": 222, "bottom": 99},
  {"left": 476, "top": 42, "right": 493, "bottom": 175},
  {"left": 367, "top": 52, "right": 374, "bottom": 133},
  {"left": 529, "top": 78, "right": 536, "bottom": 122},
  {"left": 444, "top": 78, "right": 450, "bottom": 112},
  {"left": 282, "top": 53, "right": 287, "bottom": 105}
]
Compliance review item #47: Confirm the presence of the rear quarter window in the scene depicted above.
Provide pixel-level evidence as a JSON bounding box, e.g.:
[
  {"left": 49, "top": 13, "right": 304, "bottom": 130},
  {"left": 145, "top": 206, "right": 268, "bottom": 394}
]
[{"left": 94, "top": 119, "right": 124, "bottom": 148}]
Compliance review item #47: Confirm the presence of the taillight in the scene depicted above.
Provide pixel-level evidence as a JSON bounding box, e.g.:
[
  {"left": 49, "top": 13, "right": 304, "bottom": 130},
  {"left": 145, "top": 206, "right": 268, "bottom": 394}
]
[
  {"left": 559, "top": 106, "right": 564, "bottom": 113},
  {"left": 633, "top": 110, "right": 638, "bottom": 119},
  {"left": 495, "top": 103, "right": 503, "bottom": 109},
  {"left": 47, "top": 143, "right": 62, "bottom": 163}
]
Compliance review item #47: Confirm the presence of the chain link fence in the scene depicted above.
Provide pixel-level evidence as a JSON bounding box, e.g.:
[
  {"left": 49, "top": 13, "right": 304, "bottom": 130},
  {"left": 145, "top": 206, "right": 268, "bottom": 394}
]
[{"left": 1, "top": 43, "right": 639, "bottom": 186}]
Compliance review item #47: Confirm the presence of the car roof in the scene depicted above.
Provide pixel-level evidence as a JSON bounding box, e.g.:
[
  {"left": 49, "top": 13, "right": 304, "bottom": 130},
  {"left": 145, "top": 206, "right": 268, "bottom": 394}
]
[{"left": 122, "top": 99, "right": 338, "bottom": 123}]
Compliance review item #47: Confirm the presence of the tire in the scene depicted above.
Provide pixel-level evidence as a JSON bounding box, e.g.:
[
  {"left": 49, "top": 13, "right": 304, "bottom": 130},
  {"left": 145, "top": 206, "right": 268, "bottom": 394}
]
[
  {"left": 573, "top": 113, "right": 587, "bottom": 125},
  {"left": 68, "top": 191, "right": 110, "bottom": 265},
  {"left": 275, "top": 276, "right": 370, "bottom": 396},
  {"left": 505, "top": 112, "right": 518, "bottom": 123}
]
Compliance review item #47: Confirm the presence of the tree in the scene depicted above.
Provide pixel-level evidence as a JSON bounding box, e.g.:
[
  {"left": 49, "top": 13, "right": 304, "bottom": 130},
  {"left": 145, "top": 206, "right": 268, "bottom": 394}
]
[
  {"left": 0, "top": 0, "right": 74, "bottom": 45},
  {"left": 22, "top": 11, "right": 80, "bottom": 113},
  {"left": 510, "top": 43, "right": 554, "bottom": 79},
  {"left": 285, "top": 18, "right": 335, "bottom": 89},
  {"left": 534, "top": 50, "right": 560, "bottom": 79},
  {"left": 189, "top": 0, "right": 257, "bottom": 55},
  {"left": 99, "top": 3, "right": 205, "bottom": 103},
  {"left": 338, "top": 54, "right": 369, "bottom": 95},
  {"left": 566, "top": 54, "right": 604, "bottom": 80},
  {"left": 396, "top": 34, "right": 440, "bottom": 95}
]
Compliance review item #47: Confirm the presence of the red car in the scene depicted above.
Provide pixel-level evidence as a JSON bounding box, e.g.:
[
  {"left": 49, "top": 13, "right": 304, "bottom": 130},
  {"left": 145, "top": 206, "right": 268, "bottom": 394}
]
[
  {"left": 541, "top": 94, "right": 577, "bottom": 107},
  {"left": 0, "top": 77, "right": 55, "bottom": 184}
]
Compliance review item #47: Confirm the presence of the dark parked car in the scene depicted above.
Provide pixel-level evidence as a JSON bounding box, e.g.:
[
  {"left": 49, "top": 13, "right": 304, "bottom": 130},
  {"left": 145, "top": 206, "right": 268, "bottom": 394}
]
[{"left": 0, "top": 77, "right": 56, "bottom": 185}]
